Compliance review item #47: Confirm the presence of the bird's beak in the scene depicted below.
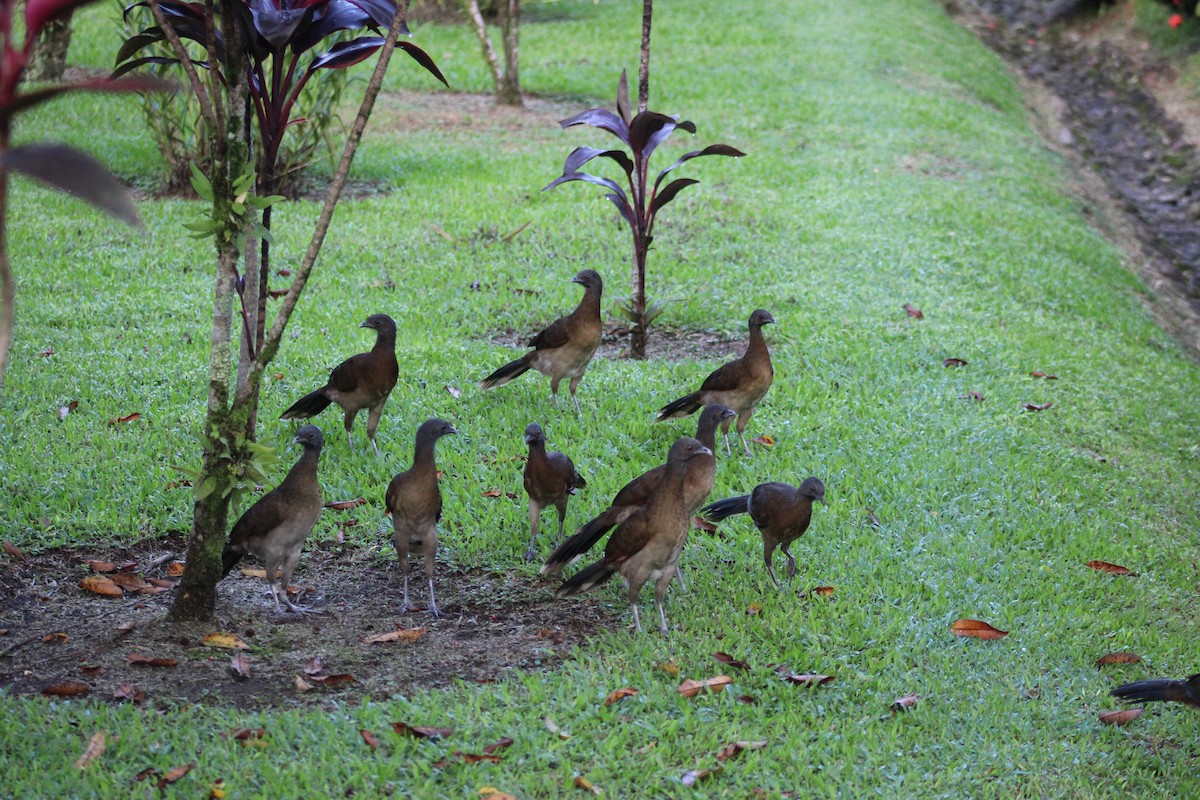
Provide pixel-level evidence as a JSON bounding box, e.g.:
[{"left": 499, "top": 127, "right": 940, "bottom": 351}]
[
  {"left": 699, "top": 445, "right": 713, "bottom": 456},
  {"left": 819, "top": 497, "right": 828, "bottom": 507},
  {"left": 723, "top": 410, "right": 736, "bottom": 419},
  {"left": 570, "top": 274, "right": 585, "bottom": 285},
  {"left": 359, "top": 321, "right": 370, "bottom": 329},
  {"left": 447, "top": 425, "right": 459, "bottom": 436}
]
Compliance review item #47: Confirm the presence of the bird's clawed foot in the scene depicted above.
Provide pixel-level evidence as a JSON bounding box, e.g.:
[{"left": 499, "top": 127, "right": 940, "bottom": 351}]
[
  {"left": 785, "top": 556, "right": 797, "bottom": 580},
  {"left": 523, "top": 547, "right": 537, "bottom": 562}
]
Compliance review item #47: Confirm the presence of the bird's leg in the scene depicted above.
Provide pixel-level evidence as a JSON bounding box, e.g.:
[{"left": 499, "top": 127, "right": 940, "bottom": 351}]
[
  {"left": 568, "top": 376, "right": 583, "bottom": 415},
  {"left": 656, "top": 600, "right": 669, "bottom": 635},
  {"left": 393, "top": 526, "right": 412, "bottom": 612},
  {"left": 280, "top": 552, "right": 318, "bottom": 613},
  {"left": 366, "top": 405, "right": 384, "bottom": 458},
  {"left": 654, "top": 570, "right": 673, "bottom": 634},
  {"left": 764, "top": 541, "right": 781, "bottom": 589},
  {"left": 630, "top": 603, "right": 643, "bottom": 633},
  {"left": 525, "top": 501, "right": 541, "bottom": 562},
  {"left": 343, "top": 410, "right": 356, "bottom": 451},
  {"left": 401, "top": 573, "right": 411, "bottom": 613},
  {"left": 675, "top": 566, "right": 687, "bottom": 593},
  {"left": 737, "top": 413, "right": 754, "bottom": 457},
  {"left": 720, "top": 417, "right": 733, "bottom": 456},
  {"left": 424, "top": 531, "right": 441, "bottom": 618},
  {"left": 782, "top": 543, "right": 797, "bottom": 580},
  {"left": 264, "top": 556, "right": 286, "bottom": 613},
  {"left": 427, "top": 577, "right": 440, "bottom": 618},
  {"left": 549, "top": 376, "right": 562, "bottom": 409}
]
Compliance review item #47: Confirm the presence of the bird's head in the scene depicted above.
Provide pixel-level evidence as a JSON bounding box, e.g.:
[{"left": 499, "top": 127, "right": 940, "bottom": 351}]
[
  {"left": 359, "top": 314, "right": 397, "bottom": 335},
  {"left": 418, "top": 418, "right": 458, "bottom": 442},
  {"left": 799, "top": 476, "right": 826, "bottom": 507},
  {"left": 668, "top": 436, "right": 713, "bottom": 463},
  {"left": 293, "top": 424, "right": 324, "bottom": 451},
  {"left": 524, "top": 422, "right": 545, "bottom": 446},
  {"left": 571, "top": 270, "right": 603, "bottom": 291},
  {"left": 749, "top": 309, "right": 775, "bottom": 329}
]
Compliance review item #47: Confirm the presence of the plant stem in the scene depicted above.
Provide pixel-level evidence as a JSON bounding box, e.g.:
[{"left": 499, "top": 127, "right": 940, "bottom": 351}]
[{"left": 638, "top": 0, "right": 652, "bottom": 112}]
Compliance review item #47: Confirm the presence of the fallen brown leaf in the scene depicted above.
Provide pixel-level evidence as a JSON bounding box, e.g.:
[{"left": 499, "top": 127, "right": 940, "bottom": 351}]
[
  {"left": 113, "top": 683, "right": 144, "bottom": 703},
  {"left": 751, "top": 434, "right": 775, "bottom": 447},
  {"left": 573, "top": 775, "right": 602, "bottom": 795},
  {"left": 903, "top": 303, "right": 924, "bottom": 319},
  {"left": 40, "top": 347, "right": 55, "bottom": 357},
  {"left": 1085, "top": 560, "right": 1135, "bottom": 576},
  {"left": 891, "top": 693, "right": 919, "bottom": 712},
  {"left": 799, "top": 586, "right": 835, "bottom": 600},
  {"left": 866, "top": 507, "right": 882, "bottom": 527},
  {"left": 116, "top": 620, "right": 136, "bottom": 636},
  {"left": 1099, "top": 708, "right": 1143, "bottom": 726},
  {"left": 392, "top": 721, "right": 453, "bottom": 739},
  {"left": 959, "top": 390, "right": 985, "bottom": 402},
  {"left": 239, "top": 567, "right": 268, "bottom": 578},
  {"left": 361, "top": 627, "right": 428, "bottom": 644},
  {"left": 303, "top": 656, "right": 324, "bottom": 675},
  {"left": 712, "top": 652, "right": 750, "bottom": 671},
  {"left": 677, "top": 675, "right": 733, "bottom": 698},
  {"left": 74, "top": 731, "right": 106, "bottom": 769},
  {"left": 80, "top": 575, "right": 124, "bottom": 598},
  {"left": 203, "top": 632, "right": 249, "bottom": 650},
  {"left": 692, "top": 515, "right": 718, "bottom": 532},
  {"left": 656, "top": 661, "right": 680, "bottom": 677},
  {"left": 223, "top": 728, "right": 266, "bottom": 744},
  {"left": 58, "top": 400, "right": 79, "bottom": 420},
  {"left": 360, "top": 729, "right": 381, "bottom": 750},
  {"left": 604, "top": 687, "right": 639, "bottom": 707},
  {"left": 483, "top": 737, "right": 514, "bottom": 755},
  {"left": 108, "top": 573, "right": 149, "bottom": 591},
  {"left": 157, "top": 763, "right": 194, "bottom": 789},
  {"left": 1023, "top": 402, "right": 1052, "bottom": 412},
  {"left": 943, "top": 357, "right": 968, "bottom": 367},
  {"left": 1030, "top": 371, "right": 1058, "bottom": 380},
  {"left": 310, "top": 673, "right": 355, "bottom": 688},
  {"left": 87, "top": 560, "right": 117, "bottom": 573},
  {"left": 43, "top": 680, "right": 90, "bottom": 697},
  {"left": 459, "top": 752, "right": 502, "bottom": 764},
  {"left": 42, "top": 632, "right": 68, "bottom": 644},
  {"left": 715, "top": 740, "right": 767, "bottom": 762},
  {"left": 147, "top": 578, "right": 177, "bottom": 589},
  {"left": 746, "top": 602, "right": 762, "bottom": 616},
  {"left": 682, "top": 767, "right": 724, "bottom": 787},
  {"left": 126, "top": 652, "right": 179, "bottom": 667},
  {"left": 950, "top": 619, "right": 1008, "bottom": 640},
  {"left": 108, "top": 412, "right": 141, "bottom": 424},
  {"left": 482, "top": 489, "right": 504, "bottom": 498},
  {"left": 230, "top": 653, "right": 251, "bottom": 680},
  {"left": 294, "top": 675, "right": 314, "bottom": 692},
  {"left": 3, "top": 540, "right": 26, "bottom": 560},
  {"left": 80, "top": 664, "right": 102, "bottom": 675},
  {"left": 735, "top": 694, "right": 757, "bottom": 704},
  {"left": 324, "top": 498, "right": 367, "bottom": 511},
  {"left": 1095, "top": 652, "right": 1142, "bottom": 667},
  {"left": 166, "top": 561, "right": 186, "bottom": 576}
]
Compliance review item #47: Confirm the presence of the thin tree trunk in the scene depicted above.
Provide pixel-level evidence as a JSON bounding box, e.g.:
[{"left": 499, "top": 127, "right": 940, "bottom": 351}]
[
  {"left": 463, "top": 0, "right": 503, "bottom": 92},
  {"left": 497, "top": 0, "right": 522, "bottom": 107},
  {"left": 0, "top": 119, "right": 11, "bottom": 388},
  {"left": 638, "top": 0, "right": 651, "bottom": 112},
  {"left": 28, "top": 20, "right": 72, "bottom": 83}
]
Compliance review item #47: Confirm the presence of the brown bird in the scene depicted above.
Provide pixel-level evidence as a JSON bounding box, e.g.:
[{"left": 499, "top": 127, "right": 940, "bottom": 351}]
[
  {"left": 480, "top": 270, "right": 603, "bottom": 413},
  {"left": 700, "top": 477, "right": 827, "bottom": 587},
  {"left": 280, "top": 313, "right": 399, "bottom": 457},
  {"left": 522, "top": 422, "right": 586, "bottom": 562},
  {"left": 385, "top": 418, "right": 457, "bottom": 617},
  {"left": 556, "top": 437, "right": 714, "bottom": 634},
  {"left": 541, "top": 404, "right": 734, "bottom": 577},
  {"left": 1111, "top": 674, "right": 1200, "bottom": 709},
  {"left": 222, "top": 425, "right": 324, "bottom": 613},
  {"left": 655, "top": 309, "right": 775, "bottom": 456}
]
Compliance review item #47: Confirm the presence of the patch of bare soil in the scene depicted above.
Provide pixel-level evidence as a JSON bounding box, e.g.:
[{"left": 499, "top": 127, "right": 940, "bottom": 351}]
[
  {"left": 488, "top": 323, "right": 750, "bottom": 363},
  {"left": 0, "top": 538, "right": 613, "bottom": 708},
  {"left": 372, "top": 88, "right": 577, "bottom": 140}
]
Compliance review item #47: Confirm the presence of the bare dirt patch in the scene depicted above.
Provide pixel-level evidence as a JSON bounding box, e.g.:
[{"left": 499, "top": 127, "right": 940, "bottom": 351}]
[
  {"left": 0, "top": 537, "right": 613, "bottom": 709},
  {"left": 372, "top": 88, "right": 578, "bottom": 140},
  {"left": 487, "top": 322, "right": 751, "bottom": 363}
]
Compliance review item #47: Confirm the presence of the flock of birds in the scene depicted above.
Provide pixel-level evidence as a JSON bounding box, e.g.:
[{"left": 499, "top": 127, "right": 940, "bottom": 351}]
[{"left": 216, "top": 269, "right": 1197, "bottom": 712}]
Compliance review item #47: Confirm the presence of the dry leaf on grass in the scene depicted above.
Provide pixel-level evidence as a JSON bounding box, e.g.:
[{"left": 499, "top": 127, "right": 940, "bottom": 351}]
[
  {"left": 108, "top": 412, "right": 141, "bottom": 425},
  {"left": 751, "top": 434, "right": 775, "bottom": 447},
  {"left": 778, "top": 672, "right": 835, "bottom": 687},
  {"left": 80, "top": 575, "right": 124, "bottom": 598},
  {"left": 604, "top": 687, "right": 638, "bottom": 707},
  {"left": 392, "top": 721, "right": 453, "bottom": 739},
  {"left": 126, "top": 652, "right": 179, "bottom": 667},
  {"left": 682, "top": 767, "right": 724, "bottom": 787},
  {"left": 1095, "top": 652, "right": 1141, "bottom": 667},
  {"left": 943, "top": 357, "right": 968, "bottom": 367},
  {"left": 1099, "top": 708, "right": 1143, "bottom": 726},
  {"left": 74, "top": 731, "right": 106, "bottom": 769},
  {"left": 1023, "top": 402, "right": 1052, "bottom": 412},
  {"left": 903, "top": 303, "right": 924, "bottom": 319},
  {"left": 1085, "top": 560, "right": 1135, "bottom": 576},
  {"left": 715, "top": 740, "right": 767, "bottom": 762},
  {"left": 42, "top": 681, "right": 90, "bottom": 697},
  {"left": 712, "top": 652, "right": 750, "bottom": 671},
  {"left": 891, "top": 693, "right": 919, "bottom": 712},
  {"left": 950, "top": 619, "right": 1008, "bottom": 640},
  {"left": 230, "top": 653, "right": 251, "bottom": 680},
  {"left": 113, "top": 683, "right": 144, "bottom": 702},
  {"left": 360, "top": 729, "right": 381, "bottom": 750},
  {"left": 87, "top": 560, "right": 117, "bottom": 573},
  {"left": 677, "top": 675, "right": 733, "bottom": 698},
  {"left": 203, "top": 632, "right": 249, "bottom": 650},
  {"left": 361, "top": 627, "right": 428, "bottom": 644},
  {"left": 798, "top": 586, "right": 835, "bottom": 599},
  {"left": 157, "top": 763, "right": 194, "bottom": 789},
  {"left": 573, "top": 775, "right": 601, "bottom": 794},
  {"left": 324, "top": 498, "right": 367, "bottom": 511}
]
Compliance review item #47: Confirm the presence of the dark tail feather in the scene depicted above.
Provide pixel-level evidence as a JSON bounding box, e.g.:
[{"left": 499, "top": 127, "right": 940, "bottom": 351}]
[
  {"left": 221, "top": 547, "right": 244, "bottom": 578},
  {"left": 556, "top": 558, "right": 615, "bottom": 597},
  {"left": 542, "top": 507, "right": 623, "bottom": 576},
  {"left": 655, "top": 391, "right": 703, "bottom": 421},
  {"left": 280, "top": 388, "right": 331, "bottom": 420},
  {"left": 700, "top": 495, "right": 750, "bottom": 523},
  {"left": 480, "top": 352, "right": 534, "bottom": 390},
  {"left": 1111, "top": 678, "right": 1193, "bottom": 705}
]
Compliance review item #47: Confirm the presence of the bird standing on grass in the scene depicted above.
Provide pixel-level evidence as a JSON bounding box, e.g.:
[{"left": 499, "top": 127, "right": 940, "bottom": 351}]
[
  {"left": 480, "top": 270, "right": 603, "bottom": 414},
  {"left": 541, "top": 404, "right": 734, "bottom": 576},
  {"left": 655, "top": 309, "right": 775, "bottom": 456},
  {"left": 280, "top": 313, "right": 399, "bottom": 457},
  {"left": 1111, "top": 673, "right": 1200, "bottom": 709},
  {"left": 522, "top": 423, "right": 586, "bottom": 562},
  {"left": 700, "top": 477, "right": 827, "bottom": 587},
  {"left": 386, "top": 418, "right": 457, "bottom": 617},
  {"left": 222, "top": 425, "right": 324, "bottom": 614},
  {"left": 556, "top": 437, "right": 714, "bottom": 634}
]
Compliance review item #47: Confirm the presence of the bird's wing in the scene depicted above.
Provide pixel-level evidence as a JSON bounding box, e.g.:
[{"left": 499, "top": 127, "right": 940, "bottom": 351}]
[
  {"left": 528, "top": 315, "right": 572, "bottom": 351},
  {"left": 697, "top": 359, "right": 745, "bottom": 393},
  {"left": 326, "top": 352, "right": 369, "bottom": 393},
  {"left": 227, "top": 491, "right": 288, "bottom": 550}
]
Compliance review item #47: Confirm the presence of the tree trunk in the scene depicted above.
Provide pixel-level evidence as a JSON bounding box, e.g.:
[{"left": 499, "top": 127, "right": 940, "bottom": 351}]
[
  {"left": 638, "top": 0, "right": 651, "bottom": 112},
  {"left": 497, "top": 0, "right": 522, "bottom": 107},
  {"left": 27, "top": 19, "right": 72, "bottom": 83},
  {"left": 463, "top": 0, "right": 503, "bottom": 93}
]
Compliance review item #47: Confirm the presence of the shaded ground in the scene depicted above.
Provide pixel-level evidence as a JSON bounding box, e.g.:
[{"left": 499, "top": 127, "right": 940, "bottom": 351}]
[
  {"left": 489, "top": 322, "right": 753, "bottom": 362},
  {"left": 952, "top": 0, "right": 1200, "bottom": 355},
  {"left": 0, "top": 537, "right": 613, "bottom": 708}
]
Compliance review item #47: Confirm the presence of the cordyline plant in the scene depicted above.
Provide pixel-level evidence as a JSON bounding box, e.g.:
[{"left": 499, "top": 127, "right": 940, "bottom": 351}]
[
  {"left": 545, "top": 72, "right": 744, "bottom": 359},
  {"left": 121, "top": 0, "right": 443, "bottom": 621},
  {"left": 115, "top": 0, "right": 446, "bottom": 367},
  {"left": 0, "top": 0, "right": 167, "bottom": 386}
]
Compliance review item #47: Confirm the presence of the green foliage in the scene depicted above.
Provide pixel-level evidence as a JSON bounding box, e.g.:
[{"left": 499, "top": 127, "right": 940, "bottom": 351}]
[{"left": 182, "top": 165, "right": 282, "bottom": 251}]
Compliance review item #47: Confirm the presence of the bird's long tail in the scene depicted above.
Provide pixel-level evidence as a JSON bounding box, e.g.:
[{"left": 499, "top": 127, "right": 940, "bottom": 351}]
[
  {"left": 280, "top": 388, "right": 332, "bottom": 420},
  {"left": 542, "top": 507, "right": 624, "bottom": 576},
  {"left": 655, "top": 391, "right": 703, "bottom": 421},
  {"left": 1111, "top": 677, "right": 1196, "bottom": 706},
  {"left": 480, "top": 351, "right": 534, "bottom": 390},
  {"left": 221, "top": 547, "right": 244, "bottom": 578},
  {"left": 556, "top": 558, "right": 615, "bottom": 597},
  {"left": 699, "top": 495, "right": 750, "bottom": 523}
]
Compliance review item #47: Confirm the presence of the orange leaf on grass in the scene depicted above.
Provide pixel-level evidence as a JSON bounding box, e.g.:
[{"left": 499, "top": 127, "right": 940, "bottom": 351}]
[
  {"left": 324, "top": 498, "right": 367, "bottom": 511},
  {"left": 156, "top": 763, "right": 194, "bottom": 789},
  {"left": 677, "top": 675, "right": 733, "bottom": 698},
  {"left": 360, "top": 730, "right": 381, "bottom": 750},
  {"left": 87, "top": 560, "right": 117, "bottom": 573},
  {"left": 1085, "top": 560, "right": 1135, "bottom": 576},
  {"left": 361, "top": 627, "right": 428, "bottom": 644},
  {"left": 108, "top": 412, "right": 141, "bottom": 424},
  {"left": 1023, "top": 402, "right": 1052, "bottom": 412},
  {"left": 166, "top": 561, "right": 186, "bottom": 576},
  {"left": 604, "top": 687, "right": 639, "bottom": 707},
  {"left": 74, "top": 732, "right": 106, "bottom": 769},
  {"left": 903, "top": 303, "right": 924, "bottom": 319},
  {"left": 1095, "top": 652, "right": 1141, "bottom": 667},
  {"left": 751, "top": 434, "right": 775, "bottom": 447},
  {"left": 482, "top": 489, "right": 504, "bottom": 498},
  {"left": 80, "top": 576, "right": 124, "bottom": 598},
  {"left": 798, "top": 586, "right": 835, "bottom": 600},
  {"left": 43, "top": 680, "right": 90, "bottom": 697},
  {"left": 1099, "top": 708, "right": 1143, "bottom": 726},
  {"left": 951, "top": 619, "right": 1008, "bottom": 640},
  {"left": 715, "top": 740, "right": 767, "bottom": 762},
  {"left": 891, "top": 693, "right": 919, "bottom": 711},
  {"left": 573, "top": 775, "right": 602, "bottom": 794}
]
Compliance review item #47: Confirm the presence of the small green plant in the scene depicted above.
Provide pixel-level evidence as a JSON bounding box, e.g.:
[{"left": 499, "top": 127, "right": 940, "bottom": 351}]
[{"left": 545, "top": 72, "right": 743, "bottom": 358}]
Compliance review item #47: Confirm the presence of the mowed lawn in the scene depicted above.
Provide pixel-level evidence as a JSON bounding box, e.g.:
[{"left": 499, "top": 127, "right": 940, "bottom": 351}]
[{"left": 1, "top": 0, "right": 1198, "bottom": 796}]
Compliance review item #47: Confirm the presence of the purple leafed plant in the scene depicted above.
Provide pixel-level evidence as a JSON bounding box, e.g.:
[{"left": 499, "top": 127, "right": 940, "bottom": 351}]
[
  {"left": 545, "top": 71, "right": 744, "bottom": 359},
  {"left": 0, "top": 0, "right": 168, "bottom": 384}
]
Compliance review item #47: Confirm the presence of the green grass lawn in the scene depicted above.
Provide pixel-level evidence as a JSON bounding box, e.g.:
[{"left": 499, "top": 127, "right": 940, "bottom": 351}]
[{"left": 1, "top": 0, "right": 1198, "bottom": 796}]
